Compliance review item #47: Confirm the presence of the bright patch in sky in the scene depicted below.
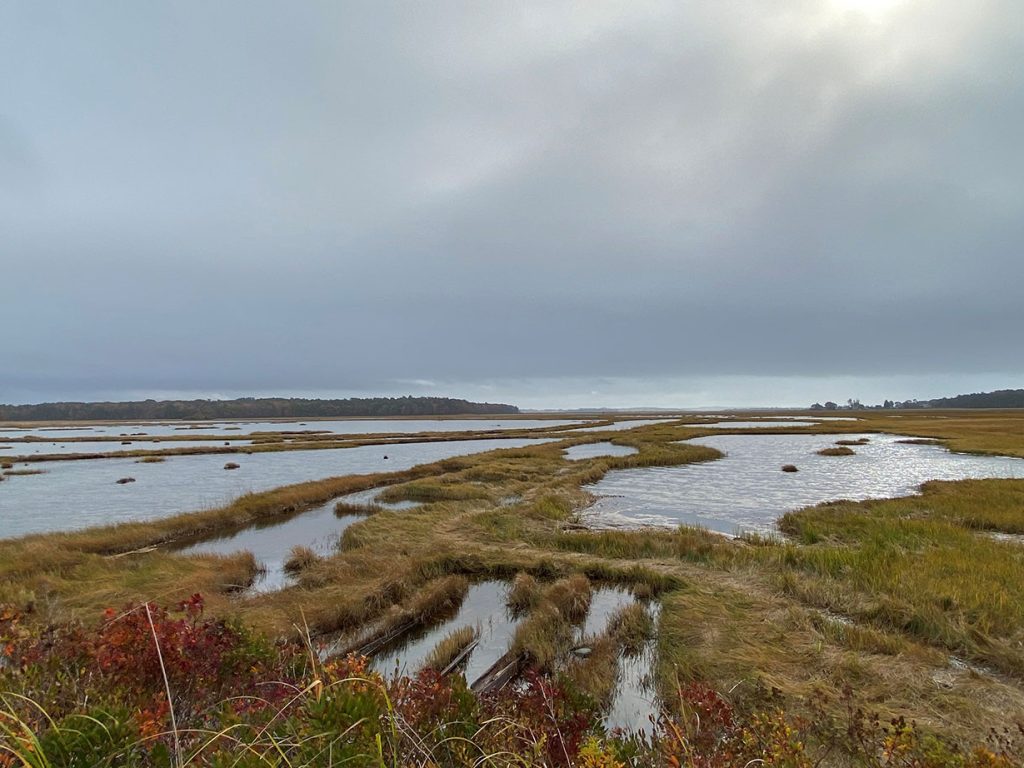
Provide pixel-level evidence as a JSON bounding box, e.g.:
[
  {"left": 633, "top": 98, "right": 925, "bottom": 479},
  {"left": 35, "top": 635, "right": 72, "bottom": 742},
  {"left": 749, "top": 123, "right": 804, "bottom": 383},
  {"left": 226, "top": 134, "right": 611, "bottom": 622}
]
[{"left": 830, "top": 0, "right": 903, "bottom": 20}]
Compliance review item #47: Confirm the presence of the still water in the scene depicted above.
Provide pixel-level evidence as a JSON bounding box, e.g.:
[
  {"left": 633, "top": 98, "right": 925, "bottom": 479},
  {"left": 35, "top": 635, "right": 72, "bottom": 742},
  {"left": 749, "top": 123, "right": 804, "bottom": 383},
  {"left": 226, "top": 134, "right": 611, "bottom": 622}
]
[
  {"left": 564, "top": 442, "right": 639, "bottom": 461},
  {"left": 576, "top": 419, "right": 680, "bottom": 432},
  {"left": 0, "top": 419, "right": 585, "bottom": 440},
  {"left": 372, "top": 580, "right": 522, "bottom": 685},
  {"left": 179, "top": 488, "right": 418, "bottom": 593},
  {"left": 584, "top": 433, "right": 1024, "bottom": 535},
  {"left": 0, "top": 438, "right": 553, "bottom": 539},
  {"left": 0, "top": 439, "right": 252, "bottom": 457}
]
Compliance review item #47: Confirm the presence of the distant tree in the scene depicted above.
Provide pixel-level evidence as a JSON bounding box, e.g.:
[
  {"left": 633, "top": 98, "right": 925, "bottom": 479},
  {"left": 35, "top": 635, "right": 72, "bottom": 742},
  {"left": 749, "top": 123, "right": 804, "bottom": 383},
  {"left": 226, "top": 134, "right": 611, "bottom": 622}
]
[
  {"left": 0, "top": 396, "right": 519, "bottom": 421},
  {"left": 883, "top": 399, "right": 894, "bottom": 409},
  {"left": 824, "top": 401, "right": 838, "bottom": 410},
  {"left": 810, "top": 402, "right": 824, "bottom": 410}
]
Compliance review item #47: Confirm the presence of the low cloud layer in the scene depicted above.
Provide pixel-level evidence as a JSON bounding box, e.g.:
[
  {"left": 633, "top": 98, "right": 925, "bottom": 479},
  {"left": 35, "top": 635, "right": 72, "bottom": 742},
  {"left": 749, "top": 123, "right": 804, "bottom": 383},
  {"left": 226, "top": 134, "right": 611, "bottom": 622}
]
[{"left": 1, "top": 1, "right": 1021, "bottom": 407}]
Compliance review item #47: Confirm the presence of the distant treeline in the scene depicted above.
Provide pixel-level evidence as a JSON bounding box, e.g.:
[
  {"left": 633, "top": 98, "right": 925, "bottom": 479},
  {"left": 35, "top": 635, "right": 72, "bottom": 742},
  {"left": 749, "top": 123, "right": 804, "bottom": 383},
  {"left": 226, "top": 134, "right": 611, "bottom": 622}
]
[
  {"left": 0, "top": 396, "right": 519, "bottom": 422},
  {"left": 811, "top": 388, "right": 1024, "bottom": 411}
]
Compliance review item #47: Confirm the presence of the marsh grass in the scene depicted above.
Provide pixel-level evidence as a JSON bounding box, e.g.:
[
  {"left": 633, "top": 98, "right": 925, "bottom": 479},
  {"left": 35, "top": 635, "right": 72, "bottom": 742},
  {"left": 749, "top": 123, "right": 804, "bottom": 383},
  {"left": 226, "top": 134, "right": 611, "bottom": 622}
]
[
  {"left": 376, "top": 479, "right": 491, "bottom": 504},
  {"left": 512, "top": 602, "right": 575, "bottom": 669},
  {"left": 541, "top": 574, "right": 592, "bottom": 624},
  {"left": 565, "top": 634, "right": 620, "bottom": 708},
  {"left": 771, "top": 487, "right": 1024, "bottom": 676},
  {"left": 422, "top": 624, "right": 478, "bottom": 672},
  {"left": 283, "top": 545, "right": 320, "bottom": 575},
  {"left": 817, "top": 446, "right": 855, "bottom": 456},
  {"left": 7, "top": 411, "right": 1024, "bottom": 746},
  {"left": 609, "top": 602, "right": 655, "bottom": 656},
  {"left": 506, "top": 572, "right": 541, "bottom": 614}
]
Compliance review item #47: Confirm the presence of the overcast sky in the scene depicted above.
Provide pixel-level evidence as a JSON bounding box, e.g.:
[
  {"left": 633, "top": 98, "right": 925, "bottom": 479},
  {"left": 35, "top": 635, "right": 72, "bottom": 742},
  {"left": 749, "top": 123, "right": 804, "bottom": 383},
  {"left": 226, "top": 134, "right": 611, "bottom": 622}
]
[{"left": 1, "top": 1, "right": 1021, "bottom": 409}]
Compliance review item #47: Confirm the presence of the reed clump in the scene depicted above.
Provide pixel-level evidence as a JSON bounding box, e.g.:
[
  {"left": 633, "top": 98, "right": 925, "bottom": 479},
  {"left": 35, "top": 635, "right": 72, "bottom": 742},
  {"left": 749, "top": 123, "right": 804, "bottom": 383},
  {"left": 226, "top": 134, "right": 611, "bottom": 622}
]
[
  {"left": 610, "top": 602, "right": 655, "bottom": 655},
  {"left": 506, "top": 571, "right": 541, "bottom": 614}
]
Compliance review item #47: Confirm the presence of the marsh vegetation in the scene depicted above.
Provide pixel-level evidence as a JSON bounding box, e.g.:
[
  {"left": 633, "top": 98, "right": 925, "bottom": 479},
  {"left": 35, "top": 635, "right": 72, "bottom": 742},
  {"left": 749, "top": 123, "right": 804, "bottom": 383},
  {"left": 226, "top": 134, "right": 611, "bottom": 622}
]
[{"left": 3, "top": 410, "right": 1024, "bottom": 763}]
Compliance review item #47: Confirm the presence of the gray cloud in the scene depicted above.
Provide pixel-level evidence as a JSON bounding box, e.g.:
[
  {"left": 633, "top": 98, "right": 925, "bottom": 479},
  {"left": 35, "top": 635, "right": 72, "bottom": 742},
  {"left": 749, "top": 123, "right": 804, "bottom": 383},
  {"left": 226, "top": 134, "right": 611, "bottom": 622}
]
[{"left": 1, "top": 0, "right": 1021, "bottom": 407}]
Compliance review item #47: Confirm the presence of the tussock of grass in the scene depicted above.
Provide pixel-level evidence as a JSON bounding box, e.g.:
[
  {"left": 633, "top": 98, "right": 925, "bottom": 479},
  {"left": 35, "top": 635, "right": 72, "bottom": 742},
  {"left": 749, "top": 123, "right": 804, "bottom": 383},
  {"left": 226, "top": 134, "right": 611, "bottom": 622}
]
[
  {"left": 512, "top": 602, "right": 575, "bottom": 669},
  {"left": 134, "top": 456, "right": 166, "bottom": 463},
  {"left": 565, "top": 635, "right": 620, "bottom": 707},
  {"left": 781, "top": 464, "right": 799, "bottom": 472},
  {"left": 2, "top": 469, "right": 47, "bottom": 476},
  {"left": 404, "top": 575, "right": 470, "bottom": 626},
  {"left": 836, "top": 438, "right": 870, "bottom": 446},
  {"left": 610, "top": 602, "right": 655, "bottom": 655},
  {"left": 506, "top": 572, "right": 541, "bottom": 614},
  {"left": 423, "top": 624, "right": 478, "bottom": 672},
  {"left": 817, "top": 446, "right": 855, "bottom": 456},
  {"left": 283, "top": 545, "right": 320, "bottom": 575},
  {"left": 542, "top": 574, "right": 592, "bottom": 624},
  {"left": 219, "top": 551, "right": 265, "bottom": 592}
]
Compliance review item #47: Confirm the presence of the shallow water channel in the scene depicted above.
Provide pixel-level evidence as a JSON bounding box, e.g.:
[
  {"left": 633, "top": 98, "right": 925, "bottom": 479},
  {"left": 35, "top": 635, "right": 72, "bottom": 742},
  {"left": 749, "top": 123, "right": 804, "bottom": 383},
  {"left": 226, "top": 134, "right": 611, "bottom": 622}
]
[
  {"left": 563, "top": 442, "right": 639, "bottom": 461},
  {"left": 367, "top": 581, "right": 659, "bottom": 733},
  {"left": 179, "top": 488, "right": 417, "bottom": 592},
  {"left": 0, "top": 437, "right": 554, "bottom": 539},
  {"left": 575, "top": 419, "right": 680, "bottom": 432},
  {"left": 584, "top": 433, "right": 1024, "bottom": 534}
]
